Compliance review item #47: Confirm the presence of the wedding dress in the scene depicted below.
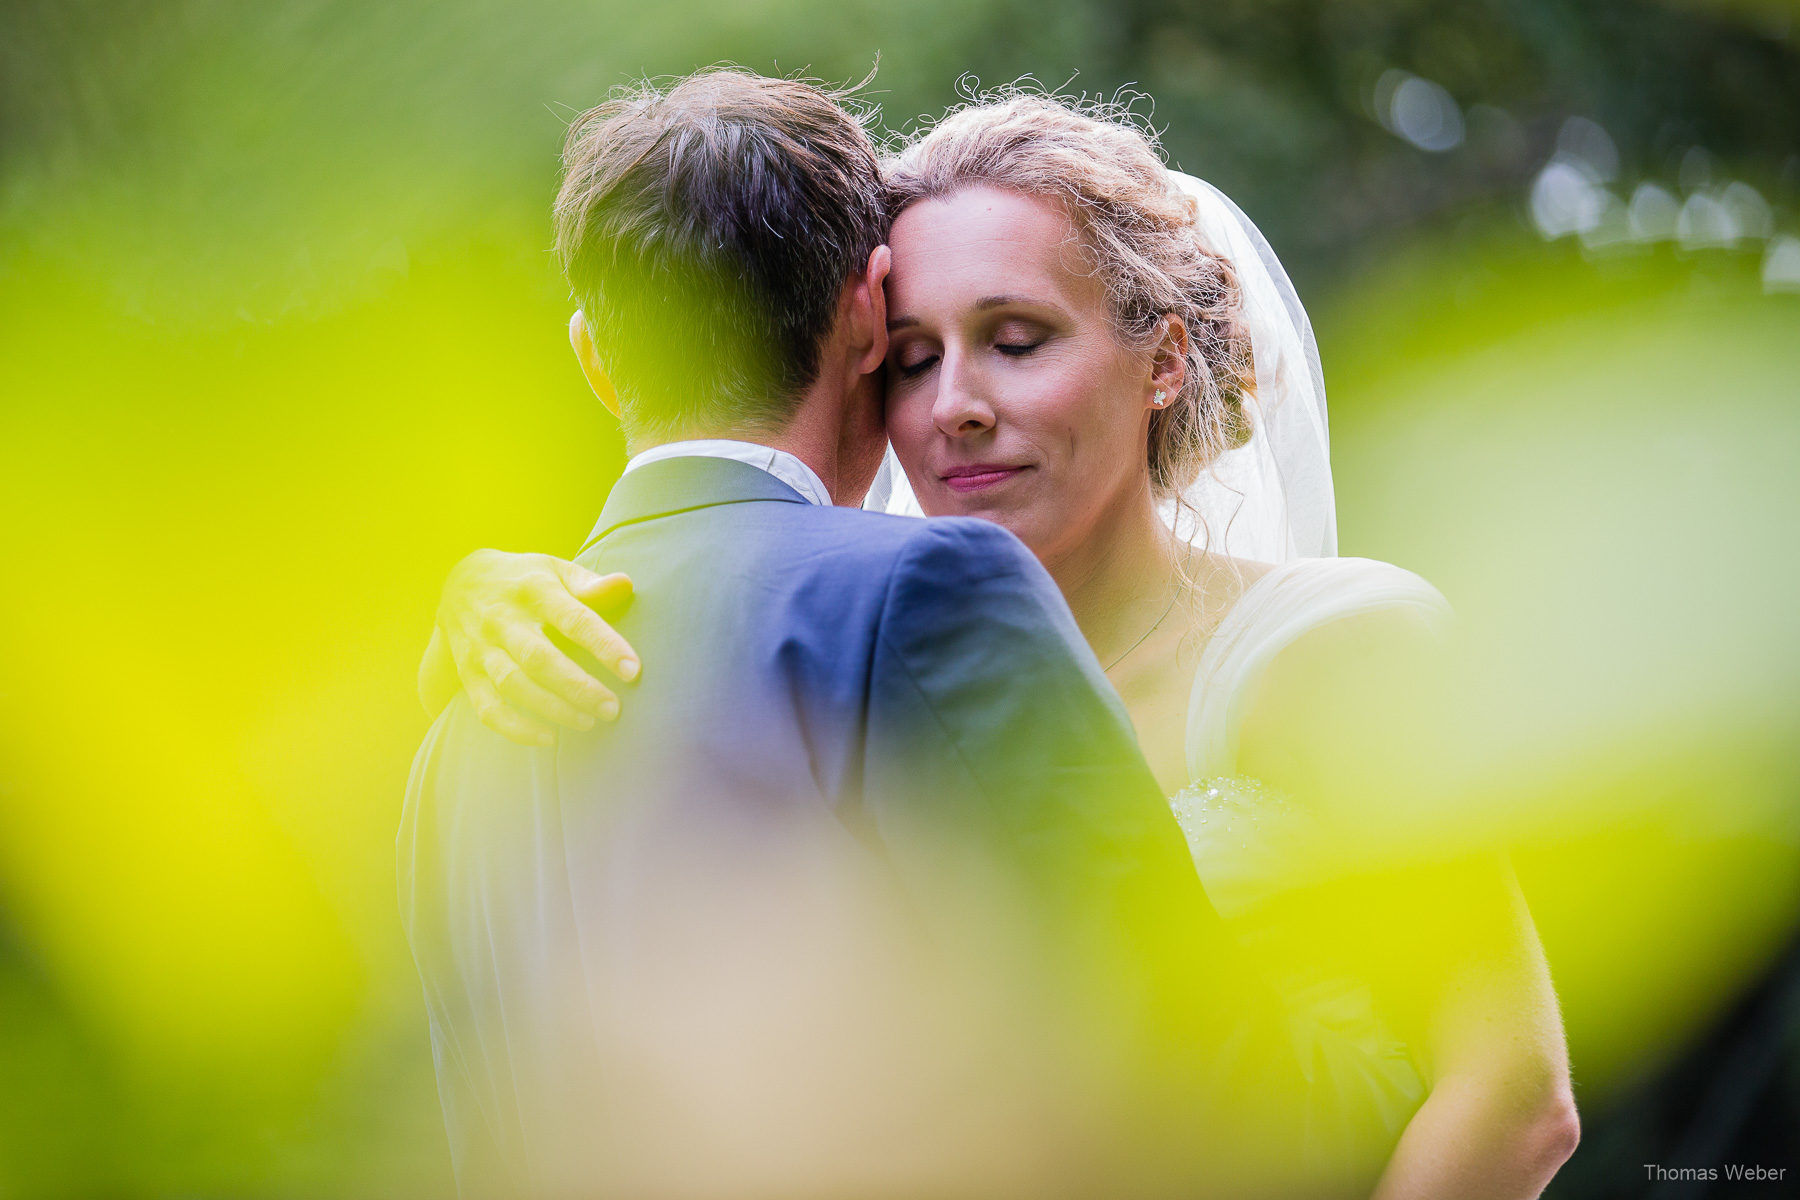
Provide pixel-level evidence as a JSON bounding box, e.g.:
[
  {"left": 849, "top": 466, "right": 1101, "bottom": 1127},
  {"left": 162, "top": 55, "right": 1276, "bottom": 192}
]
[
  {"left": 1149, "top": 177, "right": 1451, "bottom": 1167},
  {"left": 1170, "top": 556, "right": 1451, "bottom": 1169}
]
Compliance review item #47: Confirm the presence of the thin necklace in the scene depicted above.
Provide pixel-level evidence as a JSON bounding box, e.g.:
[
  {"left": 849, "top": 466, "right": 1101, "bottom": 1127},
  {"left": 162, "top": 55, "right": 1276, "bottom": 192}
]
[{"left": 1103, "top": 585, "right": 1181, "bottom": 672}]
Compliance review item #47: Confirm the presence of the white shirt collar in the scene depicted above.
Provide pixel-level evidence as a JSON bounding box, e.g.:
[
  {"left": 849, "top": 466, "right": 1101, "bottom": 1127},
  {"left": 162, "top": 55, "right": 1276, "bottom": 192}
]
[{"left": 622, "top": 439, "right": 833, "bottom": 507}]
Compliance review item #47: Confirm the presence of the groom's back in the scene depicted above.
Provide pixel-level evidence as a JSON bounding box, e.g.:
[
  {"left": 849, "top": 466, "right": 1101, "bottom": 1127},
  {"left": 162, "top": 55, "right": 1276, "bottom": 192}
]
[
  {"left": 558, "top": 468, "right": 917, "bottom": 829},
  {"left": 402, "top": 457, "right": 1267, "bottom": 1196}
]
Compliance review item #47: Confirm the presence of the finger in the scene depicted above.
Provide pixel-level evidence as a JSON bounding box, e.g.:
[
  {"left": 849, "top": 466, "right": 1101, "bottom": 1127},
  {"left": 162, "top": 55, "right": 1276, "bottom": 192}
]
[
  {"left": 443, "top": 622, "right": 477, "bottom": 675},
  {"left": 544, "top": 593, "right": 640, "bottom": 683},
  {"left": 443, "top": 626, "right": 498, "bottom": 706},
  {"left": 561, "top": 563, "right": 634, "bottom": 613},
  {"left": 483, "top": 648, "right": 600, "bottom": 731},
  {"left": 501, "top": 625, "right": 621, "bottom": 721},
  {"left": 464, "top": 671, "right": 556, "bottom": 748}
]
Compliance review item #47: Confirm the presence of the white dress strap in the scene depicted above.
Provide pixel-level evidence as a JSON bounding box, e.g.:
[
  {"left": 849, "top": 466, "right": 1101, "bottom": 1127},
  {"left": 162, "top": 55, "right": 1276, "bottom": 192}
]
[{"left": 1184, "top": 557, "right": 1451, "bottom": 781}]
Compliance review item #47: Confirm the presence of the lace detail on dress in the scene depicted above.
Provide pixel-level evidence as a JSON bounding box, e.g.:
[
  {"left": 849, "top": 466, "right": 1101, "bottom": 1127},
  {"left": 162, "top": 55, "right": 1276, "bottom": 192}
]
[
  {"left": 1171, "top": 775, "right": 1427, "bottom": 1175},
  {"left": 1170, "top": 776, "right": 1299, "bottom": 922}
]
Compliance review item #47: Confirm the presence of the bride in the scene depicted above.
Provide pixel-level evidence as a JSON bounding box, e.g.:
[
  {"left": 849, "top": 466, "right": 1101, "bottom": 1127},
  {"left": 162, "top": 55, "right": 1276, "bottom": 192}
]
[{"left": 419, "top": 92, "right": 1579, "bottom": 1197}]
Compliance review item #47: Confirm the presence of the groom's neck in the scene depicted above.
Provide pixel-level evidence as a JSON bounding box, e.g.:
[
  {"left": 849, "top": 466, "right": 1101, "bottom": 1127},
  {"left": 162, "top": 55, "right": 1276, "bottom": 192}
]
[
  {"left": 625, "top": 378, "right": 863, "bottom": 505},
  {"left": 627, "top": 424, "right": 815, "bottom": 470}
]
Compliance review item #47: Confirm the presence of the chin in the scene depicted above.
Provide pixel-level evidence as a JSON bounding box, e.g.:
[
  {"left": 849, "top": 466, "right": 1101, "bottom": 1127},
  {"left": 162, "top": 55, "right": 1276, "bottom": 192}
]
[{"left": 933, "top": 492, "right": 1049, "bottom": 555}]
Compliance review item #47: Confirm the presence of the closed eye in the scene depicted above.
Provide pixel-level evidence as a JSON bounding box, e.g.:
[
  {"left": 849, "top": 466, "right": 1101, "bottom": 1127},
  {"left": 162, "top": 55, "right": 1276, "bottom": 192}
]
[
  {"left": 894, "top": 353, "right": 939, "bottom": 379},
  {"left": 995, "top": 340, "right": 1042, "bottom": 357}
]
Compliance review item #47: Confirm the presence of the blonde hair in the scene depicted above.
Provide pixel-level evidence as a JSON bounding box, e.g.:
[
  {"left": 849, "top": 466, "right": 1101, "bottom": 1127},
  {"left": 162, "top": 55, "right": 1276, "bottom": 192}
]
[{"left": 883, "top": 91, "right": 1256, "bottom": 501}]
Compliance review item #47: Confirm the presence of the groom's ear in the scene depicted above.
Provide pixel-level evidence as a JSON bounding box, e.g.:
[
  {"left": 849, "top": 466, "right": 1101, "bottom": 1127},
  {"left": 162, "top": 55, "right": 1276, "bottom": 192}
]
[
  {"left": 568, "top": 310, "right": 621, "bottom": 419},
  {"left": 851, "top": 244, "right": 891, "bottom": 376}
]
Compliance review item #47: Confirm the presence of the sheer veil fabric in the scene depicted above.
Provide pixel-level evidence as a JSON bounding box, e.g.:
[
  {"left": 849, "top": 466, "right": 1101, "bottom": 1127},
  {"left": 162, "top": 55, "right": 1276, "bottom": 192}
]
[
  {"left": 1164, "top": 171, "right": 1335, "bottom": 562},
  {"left": 864, "top": 169, "right": 1336, "bottom": 566}
]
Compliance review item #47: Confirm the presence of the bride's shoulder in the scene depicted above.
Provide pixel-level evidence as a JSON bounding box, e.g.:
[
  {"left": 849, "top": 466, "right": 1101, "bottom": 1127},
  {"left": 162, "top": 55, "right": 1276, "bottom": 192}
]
[
  {"left": 1230, "top": 555, "right": 1451, "bottom": 631},
  {"left": 1241, "top": 558, "right": 1452, "bottom": 723},
  {"left": 1188, "top": 551, "right": 1277, "bottom": 612},
  {"left": 1181, "top": 555, "right": 1453, "bottom": 783},
  {"left": 1230, "top": 559, "right": 1457, "bottom": 800},
  {"left": 1198, "top": 556, "right": 1450, "bottom": 707},
  {"left": 1183, "top": 554, "right": 1453, "bottom": 707},
  {"left": 1264, "top": 554, "right": 1442, "bottom": 592}
]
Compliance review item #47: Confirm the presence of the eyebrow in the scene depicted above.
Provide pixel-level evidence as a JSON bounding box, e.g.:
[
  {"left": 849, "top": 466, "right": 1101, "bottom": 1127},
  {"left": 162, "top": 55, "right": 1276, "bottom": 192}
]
[{"left": 887, "top": 295, "right": 1044, "bottom": 332}]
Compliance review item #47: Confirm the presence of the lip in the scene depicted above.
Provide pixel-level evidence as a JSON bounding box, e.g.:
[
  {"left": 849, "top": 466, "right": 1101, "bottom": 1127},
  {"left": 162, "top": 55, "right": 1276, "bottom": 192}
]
[{"left": 939, "top": 463, "right": 1029, "bottom": 494}]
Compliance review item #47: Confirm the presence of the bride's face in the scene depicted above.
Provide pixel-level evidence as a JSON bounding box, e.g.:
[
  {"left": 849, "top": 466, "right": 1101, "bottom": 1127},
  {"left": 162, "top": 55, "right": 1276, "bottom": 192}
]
[{"left": 882, "top": 185, "right": 1157, "bottom": 561}]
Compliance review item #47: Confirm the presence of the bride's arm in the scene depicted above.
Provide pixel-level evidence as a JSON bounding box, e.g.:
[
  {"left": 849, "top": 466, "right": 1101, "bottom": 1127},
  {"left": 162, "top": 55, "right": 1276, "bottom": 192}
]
[
  {"left": 418, "top": 549, "right": 640, "bottom": 746},
  {"left": 1237, "top": 609, "right": 1579, "bottom": 1199},
  {"left": 1364, "top": 854, "right": 1578, "bottom": 1200}
]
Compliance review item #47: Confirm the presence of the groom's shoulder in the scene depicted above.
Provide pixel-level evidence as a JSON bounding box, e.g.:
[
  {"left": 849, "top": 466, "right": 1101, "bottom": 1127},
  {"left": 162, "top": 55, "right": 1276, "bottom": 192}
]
[
  {"left": 783, "top": 507, "right": 1047, "bottom": 595},
  {"left": 820, "top": 515, "right": 1073, "bottom": 661},
  {"left": 886, "top": 514, "right": 1047, "bottom": 593}
]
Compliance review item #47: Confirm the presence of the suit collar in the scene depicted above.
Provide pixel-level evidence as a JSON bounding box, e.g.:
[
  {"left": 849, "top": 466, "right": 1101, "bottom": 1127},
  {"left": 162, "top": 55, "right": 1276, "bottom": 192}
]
[
  {"left": 623, "top": 439, "right": 832, "bottom": 507},
  {"left": 580, "top": 455, "right": 812, "bottom": 554}
]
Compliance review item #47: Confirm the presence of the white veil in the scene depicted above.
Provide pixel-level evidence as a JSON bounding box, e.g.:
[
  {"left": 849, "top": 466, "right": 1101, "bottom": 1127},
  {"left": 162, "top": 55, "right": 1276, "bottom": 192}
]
[{"left": 864, "top": 170, "right": 1336, "bottom": 564}]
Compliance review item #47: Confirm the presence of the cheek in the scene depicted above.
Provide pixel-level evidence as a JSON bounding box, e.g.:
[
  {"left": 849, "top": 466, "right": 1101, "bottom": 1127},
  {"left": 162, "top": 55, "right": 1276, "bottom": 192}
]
[
  {"left": 882, "top": 378, "right": 933, "bottom": 450},
  {"left": 1024, "top": 348, "right": 1138, "bottom": 468}
]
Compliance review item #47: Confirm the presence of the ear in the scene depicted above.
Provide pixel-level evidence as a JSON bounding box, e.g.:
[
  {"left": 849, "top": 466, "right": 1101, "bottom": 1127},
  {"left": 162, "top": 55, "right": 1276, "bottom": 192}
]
[
  {"left": 568, "top": 309, "right": 620, "bottom": 419},
  {"left": 1146, "top": 314, "right": 1189, "bottom": 411},
  {"left": 850, "top": 244, "right": 892, "bottom": 376}
]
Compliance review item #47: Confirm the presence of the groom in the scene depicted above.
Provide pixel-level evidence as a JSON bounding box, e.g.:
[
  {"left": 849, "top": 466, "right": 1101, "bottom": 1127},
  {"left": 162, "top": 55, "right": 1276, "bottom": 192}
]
[{"left": 401, "top": 70, "right": 1302, "bottom": 1199}]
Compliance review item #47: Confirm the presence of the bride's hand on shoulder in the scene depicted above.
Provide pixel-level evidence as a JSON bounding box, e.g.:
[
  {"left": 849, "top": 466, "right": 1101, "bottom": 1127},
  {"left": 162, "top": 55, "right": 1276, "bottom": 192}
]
[{"left": 419, "top": 549, "right": 639, "bottom": 746}]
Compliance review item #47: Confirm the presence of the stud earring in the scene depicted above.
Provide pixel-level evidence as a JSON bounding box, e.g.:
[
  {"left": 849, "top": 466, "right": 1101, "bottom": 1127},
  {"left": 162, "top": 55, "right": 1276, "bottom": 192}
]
[{"left": 1152, "top": 390, "right": 1167, "bottom": 407}]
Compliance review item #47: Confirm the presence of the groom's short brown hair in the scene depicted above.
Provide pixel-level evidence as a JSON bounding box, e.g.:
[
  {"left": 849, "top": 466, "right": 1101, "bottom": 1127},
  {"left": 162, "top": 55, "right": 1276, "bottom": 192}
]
[{"left": 555, "top": 69, "right": 886, "bottom": 438}]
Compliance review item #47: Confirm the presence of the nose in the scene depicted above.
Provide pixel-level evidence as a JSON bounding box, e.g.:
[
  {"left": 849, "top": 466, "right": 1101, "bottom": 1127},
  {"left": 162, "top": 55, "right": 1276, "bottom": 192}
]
[{"left": 931, "top": 349, "right": 996, "bottom": 439}]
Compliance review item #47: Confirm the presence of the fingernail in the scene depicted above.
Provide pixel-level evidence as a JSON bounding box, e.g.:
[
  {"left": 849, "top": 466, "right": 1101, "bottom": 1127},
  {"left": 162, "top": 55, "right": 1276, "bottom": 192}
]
[
  {"left": 599, "top": 700, "right": 619, "bottom": 721},
  {"left": 619, "top": 658, "right": 639, "bottom": 682}
]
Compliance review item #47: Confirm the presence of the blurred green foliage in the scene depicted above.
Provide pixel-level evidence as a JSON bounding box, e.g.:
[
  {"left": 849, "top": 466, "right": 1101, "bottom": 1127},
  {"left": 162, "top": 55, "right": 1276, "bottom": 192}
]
[{"left": 1, "top": 1, "right": 1796, "bottom": 1195}]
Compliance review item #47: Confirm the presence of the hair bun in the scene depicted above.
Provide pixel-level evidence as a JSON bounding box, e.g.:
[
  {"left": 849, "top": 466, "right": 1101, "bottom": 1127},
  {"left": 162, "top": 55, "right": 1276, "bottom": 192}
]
[{"left": 1218, "top": 389, "right": 1255, "bottom": 452}]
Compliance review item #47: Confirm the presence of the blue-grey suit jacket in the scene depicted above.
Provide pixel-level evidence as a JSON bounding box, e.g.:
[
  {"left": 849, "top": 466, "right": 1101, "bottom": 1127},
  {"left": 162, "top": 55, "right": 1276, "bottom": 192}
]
[{"left": 400, "top": 456, "right": 1294, "bottom": 1195}]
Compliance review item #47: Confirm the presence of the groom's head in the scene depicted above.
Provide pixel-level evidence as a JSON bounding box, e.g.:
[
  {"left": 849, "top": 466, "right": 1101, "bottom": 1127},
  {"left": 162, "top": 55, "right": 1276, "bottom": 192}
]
[{"left": 555, "top": 70, "right": 888, "bottom": 450}]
